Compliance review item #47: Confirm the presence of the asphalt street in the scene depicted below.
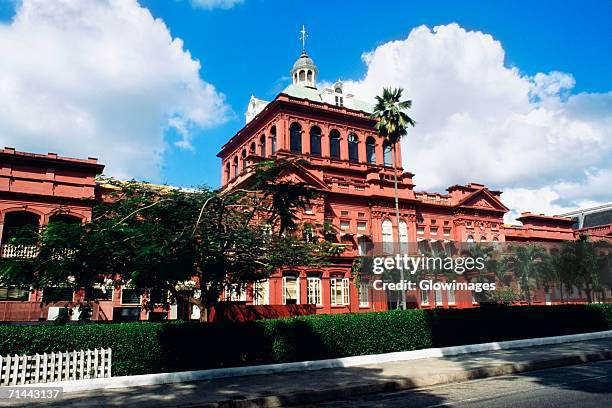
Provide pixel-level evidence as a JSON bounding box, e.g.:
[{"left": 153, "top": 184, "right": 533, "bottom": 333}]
[{"left": 300, "top": 360, "right": 612, "bottom": 408}]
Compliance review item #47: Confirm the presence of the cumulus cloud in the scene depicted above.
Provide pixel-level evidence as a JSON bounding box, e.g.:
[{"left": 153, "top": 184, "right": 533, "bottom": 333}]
[
  {"left": 344, "top": 23, "right": 612, "bottom": 223},
  {"left": 0, "top": 0, "right": 229, "bottom": 180},
  {"left": 189, "top": 0, "right": 244, "bottom": 10}
]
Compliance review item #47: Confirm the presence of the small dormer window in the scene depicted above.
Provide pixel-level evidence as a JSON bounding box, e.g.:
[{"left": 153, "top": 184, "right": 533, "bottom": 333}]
[
  {"left": 335, "top": 95, "right": 344, "bottom": 107},
  {"left": 335, "top": 87, "right": 342, "bottom": 94}
]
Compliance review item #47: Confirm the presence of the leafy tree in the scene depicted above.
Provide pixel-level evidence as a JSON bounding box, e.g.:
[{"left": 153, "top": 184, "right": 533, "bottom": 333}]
[
  {"left": 556, "top": 235, "right": 611, "bottom": 303},
  {"left": 370, "top": 87, "right": 416, "bottom": 309},
  {"left": 0, "top": 160, "right": 338, "bottom": 322},
  {"left": 501, "top": 244, "right": 549, "bottom": 304}
]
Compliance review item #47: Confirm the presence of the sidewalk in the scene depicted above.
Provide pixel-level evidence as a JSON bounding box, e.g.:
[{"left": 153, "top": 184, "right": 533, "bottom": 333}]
[{"left": 4, "top": 338, "right": 612, "bottom": 408}]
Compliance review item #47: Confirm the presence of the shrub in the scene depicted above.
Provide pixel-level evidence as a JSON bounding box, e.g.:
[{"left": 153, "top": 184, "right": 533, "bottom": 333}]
[{"left": 0, "top": 304, "right": 610, "bottom": 376}]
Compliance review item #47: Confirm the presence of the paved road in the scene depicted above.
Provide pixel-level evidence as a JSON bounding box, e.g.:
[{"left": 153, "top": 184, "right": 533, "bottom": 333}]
[{"left": 300, "top": 360, "right": 612, "bottom": 408}]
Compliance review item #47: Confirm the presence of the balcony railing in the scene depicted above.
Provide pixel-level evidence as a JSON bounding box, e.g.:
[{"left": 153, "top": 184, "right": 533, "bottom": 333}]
[{"left": 1, "top": 244, "right": 38, "bottom": 259}]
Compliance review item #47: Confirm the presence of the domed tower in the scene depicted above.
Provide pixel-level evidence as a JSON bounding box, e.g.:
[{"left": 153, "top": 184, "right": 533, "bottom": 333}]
[
  {"left": 291, "top": 51, "right": 318, "bottom": 88},
  {"left": 291, "top": 25, "right": 318, "bottom": 88}
]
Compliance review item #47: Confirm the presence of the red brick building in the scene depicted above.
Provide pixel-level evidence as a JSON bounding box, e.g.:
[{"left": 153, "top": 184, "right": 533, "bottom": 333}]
[{"left": 0, "top": 51, "right": 610, "bottom": 322}]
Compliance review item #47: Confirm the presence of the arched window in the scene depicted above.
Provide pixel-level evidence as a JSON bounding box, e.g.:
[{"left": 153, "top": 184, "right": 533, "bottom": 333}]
[
  {"left": 480, "top": 236, "right": 487, "bottom": 242},
  {"left": 329, "top": 129, "right": 340, "bottom": 159},
  {"left": 307, "top": 70, "right": 312, "bottom": 82},
  {"left": 348, "top": 133, "right": 359, "bottom": 162},
  {"left": 249, "top": 142, "right": 256, "bottom": 154},
  {"left": 383, "top": 141, "right": 393, "bottom": 167},
  {"left": 382, "top": 219, "right": 393, "bottom": 253},
  {"left": 399, "top": 220, "right": 409, "bottom": 253},
  {"left": 466, "top": 235, "right": 474, "bottom": 243},
  {"left": 290, "top": 122, "right": 302, "bottom": 153},
  {"left": 225, "top": 162, "right": 230, "bottom": 181},
  {"left": 366, "top": 136, "right": 376, "bottom": 164},
  {"left": 241, "top": 149, "right": 247, "bottom": 170},
  {"left": 310, "top": 126, "right": 321, "bottom": 156},
  {"left": 492, "top": 237, "right": 500, "bottom": 250},
  {"left": 357, "top": 236, "right": 370, "bottom": 256},
  {"left": 270, "top": 125, "right": 277, "bottom": 153},
  {"left": 49, "top": 213, "right": 82, "bottom": 225},
  {"left": 232, "top": 156, "right": 238, "bottom": 178},
  {"left": 299, "top": 70, "right": 305, "bottom": 82},
  {"left": 1, "top": 211, "right": 40, "bottom": 245},
  {"left": 259, "top": 134, "right": 266, "bottom": 156}
]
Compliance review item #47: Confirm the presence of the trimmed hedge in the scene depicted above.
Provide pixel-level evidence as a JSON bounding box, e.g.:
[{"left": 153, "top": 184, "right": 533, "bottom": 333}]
[{"left": 0, "top": 304, "right": 611, "bottom": 376}]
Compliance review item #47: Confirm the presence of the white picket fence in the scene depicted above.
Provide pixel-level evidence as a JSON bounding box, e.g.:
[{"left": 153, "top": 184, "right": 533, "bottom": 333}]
[{"left": 0, "top": 348, "right": 112, "bottom": 385}]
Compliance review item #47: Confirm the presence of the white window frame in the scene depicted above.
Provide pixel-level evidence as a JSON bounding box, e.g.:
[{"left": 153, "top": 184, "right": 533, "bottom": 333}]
[
  {"left": 253, "top": 280, "right": 269, "bottom": 305},
  {"left": 120, "top": 287, "right": 140, "bottom": 306},
  {"left": 340, "top": 220, "right": 350, "bottom": 230},
  {"left": 228, "top": 284, "right": 247, "bottom": 302},
  {"left": 435, "top": 288, "right": 443, "bottom": 306},
  {"left": 282, "top": 276, "right": 300, "bottom": 305},
  {"left": 399, "top": 220, "right": 409, "bottom": 253},
  {"left": 358, "top": 283, "right": 369, "bottom": 307},
  {"left": 307, "top": 277, "right": 322, "bottom": 306},
  {"left": 331, "top": 277, "right": 350, "bottom": 306},
  {"left": 382, "top": 219, "right": 393, "bottom": 253},
  {"left": 447, "top": 288, "right": 456, "bottom": 305},
  {"left": 420, "top": 289, "right": 429, "bottom": 305}
]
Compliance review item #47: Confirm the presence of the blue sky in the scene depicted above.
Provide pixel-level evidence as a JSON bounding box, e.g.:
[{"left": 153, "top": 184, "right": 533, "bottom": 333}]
[
  {"left": 0, "top": 0, "right": 610, "bottom": 220},
  {"left": 138, "top": 0, "right": 612, "bottom": 188}
]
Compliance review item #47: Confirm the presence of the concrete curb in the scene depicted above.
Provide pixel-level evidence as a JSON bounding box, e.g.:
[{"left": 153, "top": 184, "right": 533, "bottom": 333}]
[
  {"left": 198, "top": 349, "right": 612, "bottom": 408},
  {"left": 10, "top": 329, "right": 612, "bottom": 393}
]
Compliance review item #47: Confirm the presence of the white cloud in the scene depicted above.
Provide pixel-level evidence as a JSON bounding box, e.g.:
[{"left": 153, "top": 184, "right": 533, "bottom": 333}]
[
  {"left": 189, "top": 0, "right": 244, "bottom": 10},
  {"left": 0, "top": 0, "right": 229, "bottom": 180},
  {"left": 344, "top": 23, "right": 612, "bottom": 223}
]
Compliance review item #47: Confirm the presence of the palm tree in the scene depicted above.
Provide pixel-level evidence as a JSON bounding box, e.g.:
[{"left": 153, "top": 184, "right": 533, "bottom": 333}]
[
  {"left": 502, "top": 244, "right": 549, "bottom": 305},
  {"left": 370, "top": 88, "right": 416, "bottom": 309}
]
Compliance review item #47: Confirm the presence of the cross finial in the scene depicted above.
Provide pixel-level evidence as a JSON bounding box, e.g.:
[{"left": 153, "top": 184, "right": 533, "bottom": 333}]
[{"left": 300, "top": 25, "right": 308, "bottom": 52}]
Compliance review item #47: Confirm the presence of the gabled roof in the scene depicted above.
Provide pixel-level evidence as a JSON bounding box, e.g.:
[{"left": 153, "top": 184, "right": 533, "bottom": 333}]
[{"left": 456, "top": 188, "right": 509, "bottom": 212}]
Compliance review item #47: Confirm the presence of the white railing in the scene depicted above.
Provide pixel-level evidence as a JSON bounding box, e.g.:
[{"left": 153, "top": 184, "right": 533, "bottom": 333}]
[
  {"left": 0, "top": 244, "right": 38, "bottom": 259},
  {"left": 0, "top": 348, "right": 112, "bottom": 385}
]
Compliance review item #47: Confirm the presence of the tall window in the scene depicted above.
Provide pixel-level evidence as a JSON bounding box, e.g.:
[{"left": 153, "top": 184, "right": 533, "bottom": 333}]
[
  {"left": 382, "top": 219, "right": 393, "bottom": 253},
  {"left": 347, "top": 133, "right": 359, "bottom": 162},
  {"left": 358, "top": 283, "right": 369, "bottom": 307},
  {"left": 357, "top": 236, "right": 369, "bottom": 256},
  {"left": 270, "top": 125, "right": 277, "bottom": 153},
  {"left": 241, "top": 149, "right": 247, "bottom": 171},
  {"left": 249, "top": 142, "right": 256, "bottom": 153},
  {"left": 383, "top": 141, "right": 393, "bottom": 166},
  {"left": 329, "top": 129, "right": 340, "bottom": 159},
  {"left": 330, "top": 276, "right": 350, "bottom": 306},
  {"left": 232, "top": 156, "right": 238, "bottom": 178},
  {"left": 260, "top": 134, "right": 266, "bottom": 156},
  {"left": 421, "top": 289, "right": 430, "bottom": 305},
  {"left": 310, "top": 126, "right": 322, "bottom": 156},
  {"left": 399, "top": 220, "right": 409, "bottom": 253},
  {"left": 435, "top": 288, "right": 443, "bottom": 306},
  {"left": 366, "top": 136, "right": 376, "bottom": 164},
  {"left": 224, "top": 163, "right": 230, "bottom": 182},
  {"left": 290, "top": 122, "right": 302, "bottom": 154},
  {"left": 253, "top": 280, "right": 269, "bottom": 305},
  {"left": 447, "top": 288, "right": 456, "bottom": 305},
  {"left": 228, "top": 284, "right": 246, "bottom": 301},
  {"left": 307, "top": 277, "right": 322, "bottom": 306},
  {"left": 282, "top": 275, "right": 299, "bottom": 304}
]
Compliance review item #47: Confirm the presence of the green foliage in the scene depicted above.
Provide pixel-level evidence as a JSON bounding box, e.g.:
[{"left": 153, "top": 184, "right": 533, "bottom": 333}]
[
  {"left": 1, "top": 305, "right": 610, "bottom": 376},
  {"left": 370, "top": 87, "right": 416, "bottom": 146}
]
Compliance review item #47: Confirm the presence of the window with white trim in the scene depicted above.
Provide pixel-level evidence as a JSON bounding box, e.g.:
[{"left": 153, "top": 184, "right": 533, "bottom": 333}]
[
  {"left": 340, "top": 220, "right": 350, "bottom": 230},
  {"left": 253, "top": 280, "right": 269, "bottom": 305},
  {"left": 399, "top": 220, "right": 409, "bottom": 253},
  {"left": 331, "top": 277, "right": 350, "bottom": 306},
  {"left": 307, "top": 277, "right": 322, "bottom": 306},
  {"left": 357, "top": 221, "right": 367, "bottom": 231},
  {"left": 120, "top": 288, "right": 140, "bottom": 305},
  {"left": 382, "top": 219, "right": 393, "bottom": 253},
  {"left": 435, "top": 288, "right": 443, "bottom": 306},
  {"left": 447, "top": 288, "right": 456, "bottom": 305},
  {"left": 282, "top": 275, "right": 299, "bottom": 305},
  {"left": 228, "top": 284, "right": 247, "bottom": 301},
  {"left": 420, "top": 289, "right": 429, "bottom": 305},
  {"left": 358, "top": 283, "right": 369, "bottom": 307}
]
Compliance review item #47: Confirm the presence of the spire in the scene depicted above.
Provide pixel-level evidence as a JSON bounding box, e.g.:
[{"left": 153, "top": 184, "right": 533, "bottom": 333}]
[{"left": 291, "top": 25, "right": 318, "bottom": 88}]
